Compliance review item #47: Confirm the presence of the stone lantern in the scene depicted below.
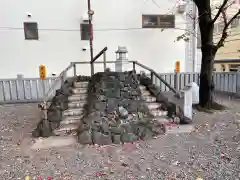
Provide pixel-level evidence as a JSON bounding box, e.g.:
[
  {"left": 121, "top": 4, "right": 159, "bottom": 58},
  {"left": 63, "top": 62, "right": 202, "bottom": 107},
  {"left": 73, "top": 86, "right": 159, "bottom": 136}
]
[{"left": 115, "top": 46, "right": 128, "bottom": 72}]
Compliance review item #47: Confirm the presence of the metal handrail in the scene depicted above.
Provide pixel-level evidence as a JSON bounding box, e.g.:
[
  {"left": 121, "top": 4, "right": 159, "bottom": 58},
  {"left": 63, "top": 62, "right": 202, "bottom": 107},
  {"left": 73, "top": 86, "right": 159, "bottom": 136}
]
[
  {"left": 40, "top": 59, "right": 179, "bottom": 114},
  {"left": 91, "top": 47, "right": 108, "bottom": 63},
  {"left": 133, "top": 61, "right": 179, "bottom": 95},
  {"left": 43, "top": 63, "right": 74, "bottom": 102},
  {"left": 72, "top": 60, "right": 178, "bottom": 95}
]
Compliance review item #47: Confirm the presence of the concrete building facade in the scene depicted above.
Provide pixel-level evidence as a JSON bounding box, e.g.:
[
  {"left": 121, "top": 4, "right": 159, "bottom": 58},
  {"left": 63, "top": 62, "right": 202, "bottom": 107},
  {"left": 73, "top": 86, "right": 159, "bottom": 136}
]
[{"left": 0, "top": 0, "right": 193, "bottom": 78}]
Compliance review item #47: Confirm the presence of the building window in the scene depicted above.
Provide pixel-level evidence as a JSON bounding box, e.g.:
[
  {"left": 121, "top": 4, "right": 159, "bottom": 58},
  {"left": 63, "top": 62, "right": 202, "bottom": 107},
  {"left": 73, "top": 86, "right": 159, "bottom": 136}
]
[
  {"left": 142, "top": 15, "right": 175, "bottom": 28},
  {"left": 80, "top": 23, "right": 90, "bottom": 40},
  {"left": 229, "top": 64, "right": 240, "bottom": 72},
  {"left": 24, "top": 22, "right": 39, "bottom": 40}
]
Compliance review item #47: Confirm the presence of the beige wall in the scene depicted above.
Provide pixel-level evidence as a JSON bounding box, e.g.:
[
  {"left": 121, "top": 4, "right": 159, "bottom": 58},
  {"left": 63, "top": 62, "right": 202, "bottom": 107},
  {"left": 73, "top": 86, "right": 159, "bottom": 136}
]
[
  {"left": 214, "top": 62, "right": 240, "bottom": 72},
  {"left": 214, "top": 26, "right": 240, "bottom": 60},
  {"left": 212, "top": 0, "right": 240, "bottom": 60}
]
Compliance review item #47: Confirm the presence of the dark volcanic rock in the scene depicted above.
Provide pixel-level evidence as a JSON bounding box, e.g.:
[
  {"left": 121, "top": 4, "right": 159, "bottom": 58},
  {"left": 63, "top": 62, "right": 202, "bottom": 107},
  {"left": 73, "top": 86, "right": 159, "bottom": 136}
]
[
  {"left": 77, "top": 71, "right": 165, "bottom": 145},
  {"left": 32, "top": 75, "right": 90, "bottom": 138}
]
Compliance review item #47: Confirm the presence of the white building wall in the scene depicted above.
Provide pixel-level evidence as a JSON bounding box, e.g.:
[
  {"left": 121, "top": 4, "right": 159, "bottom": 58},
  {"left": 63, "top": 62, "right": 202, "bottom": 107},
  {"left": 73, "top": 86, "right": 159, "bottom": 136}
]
[{"left": 0, "top": 0, "right": 187, "bottom": 78}]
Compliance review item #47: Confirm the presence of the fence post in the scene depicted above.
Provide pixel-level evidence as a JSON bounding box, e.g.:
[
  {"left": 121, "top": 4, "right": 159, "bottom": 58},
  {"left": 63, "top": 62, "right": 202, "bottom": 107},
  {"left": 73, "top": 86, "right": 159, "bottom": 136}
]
[
  {"left": 237, "top": 67, "right": 240, "bottom": 97},
  {"left": 174, "top": 72, "right": 180, "bottom": 91},
  {"left": 16, "top": 74, "right": 25, "bottom": 100}
]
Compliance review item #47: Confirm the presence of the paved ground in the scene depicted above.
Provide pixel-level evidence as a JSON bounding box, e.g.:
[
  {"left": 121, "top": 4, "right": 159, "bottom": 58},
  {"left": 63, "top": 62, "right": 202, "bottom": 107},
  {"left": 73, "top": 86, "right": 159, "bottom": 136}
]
[{"left": 0, "top": 94, "right": 240, "bottom": 180}]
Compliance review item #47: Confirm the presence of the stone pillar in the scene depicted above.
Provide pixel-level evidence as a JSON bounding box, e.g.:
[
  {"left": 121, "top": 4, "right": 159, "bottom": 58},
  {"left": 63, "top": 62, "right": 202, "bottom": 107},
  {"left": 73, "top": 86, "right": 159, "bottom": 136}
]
[
  {"left": 182, "top": 85, "right": 193, "bottom": 120},
  {"left": 115, "top": 46, "right": 128, "bottom": 72}
]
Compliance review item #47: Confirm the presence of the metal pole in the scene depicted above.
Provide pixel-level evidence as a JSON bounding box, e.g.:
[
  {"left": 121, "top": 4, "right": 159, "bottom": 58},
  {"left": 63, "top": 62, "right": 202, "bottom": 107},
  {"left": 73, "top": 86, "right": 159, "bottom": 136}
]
[
  {"left": 133, "top": 61, "right": 136, "bottom": 72},
  {"left": 73, "top": 63, "right": 77, "bottom": 76},
  {"left": 88, "top": 0, "right": 94, "bottom": 75},
  {"left": 103, "top": 51, "right": 106, "bottom": 71}
]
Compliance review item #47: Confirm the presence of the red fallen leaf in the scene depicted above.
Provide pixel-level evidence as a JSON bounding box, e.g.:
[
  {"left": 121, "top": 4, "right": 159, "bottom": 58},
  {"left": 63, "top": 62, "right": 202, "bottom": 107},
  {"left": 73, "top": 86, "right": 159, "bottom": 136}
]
[
  {"left": 37, "top": 177, "right": 42, "bottom": 180},
  {"left": 165, "top": 122, "right": 178, "bottom": 126},
  {"left": 47, "top": 176, "right": 52, "bottom": 180},
  {"left": 95, "top": 171, "right": 106, "bottom": 177}
]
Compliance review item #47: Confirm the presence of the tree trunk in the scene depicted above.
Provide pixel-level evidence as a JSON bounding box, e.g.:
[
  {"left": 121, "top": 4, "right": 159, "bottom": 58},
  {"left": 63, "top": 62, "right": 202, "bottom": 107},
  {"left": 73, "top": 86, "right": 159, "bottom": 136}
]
[
  {"left": 197, "top": 3, "right": 216, "bottom": 109},
  {"left": 199, "top": 45, "right": 216, "bottom": 108}
]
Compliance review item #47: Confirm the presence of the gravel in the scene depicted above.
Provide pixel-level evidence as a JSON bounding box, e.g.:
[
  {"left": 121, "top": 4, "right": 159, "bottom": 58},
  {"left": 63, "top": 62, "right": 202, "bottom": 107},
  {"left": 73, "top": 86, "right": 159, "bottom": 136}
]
[{"left": 0, "top": 94, "right": 240, "bottom": 179}]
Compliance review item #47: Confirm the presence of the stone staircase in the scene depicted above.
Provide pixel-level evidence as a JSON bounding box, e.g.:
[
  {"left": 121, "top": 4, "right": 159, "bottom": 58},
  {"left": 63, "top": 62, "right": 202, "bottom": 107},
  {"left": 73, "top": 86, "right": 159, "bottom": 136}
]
[
  {"left": 53, "top": 81, "right": 88, "bottom": 136},
  {"left": 139, "top": 85, "right": 194, "bottom": 134},
  {"left": 53, "top": 82, "right": 193, "bottom": 137}
]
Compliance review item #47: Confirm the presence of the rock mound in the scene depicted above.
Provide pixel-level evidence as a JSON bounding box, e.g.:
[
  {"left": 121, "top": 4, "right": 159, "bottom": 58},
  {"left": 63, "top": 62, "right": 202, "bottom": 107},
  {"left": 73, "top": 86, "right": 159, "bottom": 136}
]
[{"left": 78, "top": 71, "right": 165, "bottom": 145}]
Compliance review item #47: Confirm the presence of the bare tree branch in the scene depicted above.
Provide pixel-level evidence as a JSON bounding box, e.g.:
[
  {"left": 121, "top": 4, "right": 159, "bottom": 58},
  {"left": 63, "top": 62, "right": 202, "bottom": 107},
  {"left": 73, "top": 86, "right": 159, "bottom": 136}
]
[
  {"left": 212, "top": 0, "right": 229, "bottom": 24},
  {"left": 216, "top": 9, "right": 240, "bottom": 48},
  {"left": 221, "top": 8, "right": 228, "bottom": 26}
]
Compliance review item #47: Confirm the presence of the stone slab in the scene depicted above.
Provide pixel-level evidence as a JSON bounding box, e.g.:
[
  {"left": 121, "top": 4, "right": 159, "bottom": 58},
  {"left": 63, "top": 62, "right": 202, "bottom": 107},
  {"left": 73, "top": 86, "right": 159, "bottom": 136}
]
[
  {"left": 60, "top": 115, "right": 83, "bottom": 125},
  {"left": 72, "top": 87, "right": 88, "bottom": 94},
  {"left": 31, "top": 136, "right": 77, "bottom": 150},
  {"left": 54, "top": 123, "right": 79, "bottom": 133},
  {"left": 68, "top": 94, "right": 87, "bottom": 101},
  {"left": 143, "top": 96, "right": 156, "bottom": 102},
  {"left": 63, "top": 108, "right": 84, "bottom": 116},
  {"left": 141, "top": 90, "right": 151, "bottom": 96},
  {"left": 68, "top": 101, "right": 86, "bottom": 108},
  {"left": 151, "top": 110, "right": 168, "bottom": 117},
  {"left": 74, "top": 82, "right": 89, "bottom": 88},
  {"left": 139, "top": 85, "right": 146, "bottom": 90},
  {"left": 146, "top": 102, "right": 161, "bottom": 109},
  {"left": 166, "top": 125, "right": 194, "bottom": 134}
]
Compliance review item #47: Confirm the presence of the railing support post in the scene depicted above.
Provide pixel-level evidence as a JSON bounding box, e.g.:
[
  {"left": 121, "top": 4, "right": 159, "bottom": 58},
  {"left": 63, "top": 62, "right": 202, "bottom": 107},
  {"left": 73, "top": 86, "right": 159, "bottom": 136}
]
[
  {"left": 73, "top": 63, "right": 77, "bottom": 76},
  {"left": 133, "top": 61, "right": 136, "bottom": 72},
  {"left": 91, "top": 63, "right": 94, "bottom": 75},
  {"left": 150, "top": 71, "right": 154, "bottom": 84},
  {"left": 61, "top": 72, "right": 66, "bottom": 85},
  {"left": 103, "top": 51, "right": 106, "bottom": 72}
]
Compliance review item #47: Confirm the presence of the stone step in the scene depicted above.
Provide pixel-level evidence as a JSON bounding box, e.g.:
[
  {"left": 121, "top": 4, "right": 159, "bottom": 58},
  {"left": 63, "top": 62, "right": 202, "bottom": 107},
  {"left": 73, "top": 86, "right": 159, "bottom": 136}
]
[
  {"left": 74, "top": 81, "right": 88, "bottom": 88},
  {"left": 153, "top": 117, "right": 170, "bottom": 124},
  {"left": 142, "top": 96, "right": 156, "bottom": 102},
  {"left": 68, "top": 101, "right": 86, "bottom": 108},
  {"left": 151, "top": 109, "right": 168, "bottom": 117},
  {"left": 31, "top": 136, "right": 77, "bottom": 150},
  {"left": 165, "top": 125, "right": 194, "bottom": 134},
  {"left": 72, "top": 87, "right": 88, "bottom": 94},
  {"left": 61, "top": 115, "right": 83, "bottom": 125},
  {"left": 141, "top": 90, "right": 151, "bottom": 96},
  {"left": 146, "top": 102, "right": 161, "bottom": 109},
  {"left": 54, "top": 123, "right": 80, "bottom": 135},
  {"left": 68, "top": 94, "right": 87, "bottom": 101},
  {"left": 63, "top": 108, "right": 84, "bottom": 116},
  {"left": 139, "top": 86, "right": 146, "bottom": 91}
]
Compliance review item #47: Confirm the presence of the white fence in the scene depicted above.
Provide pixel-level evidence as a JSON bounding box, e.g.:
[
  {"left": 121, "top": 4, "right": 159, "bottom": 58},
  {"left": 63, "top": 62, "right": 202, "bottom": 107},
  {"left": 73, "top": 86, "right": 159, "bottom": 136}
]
[
  {"left": 0, "top": 75, "right": 61, "bottom": 104},
  {"left": 153, "top": 72, "right": 238, "bottom": 94},
  {"left": 0, "top": 72, "right": 239, "bottom": 104}
]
